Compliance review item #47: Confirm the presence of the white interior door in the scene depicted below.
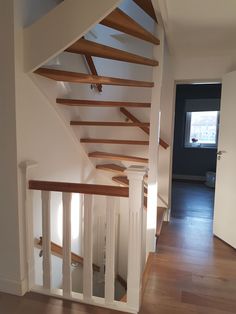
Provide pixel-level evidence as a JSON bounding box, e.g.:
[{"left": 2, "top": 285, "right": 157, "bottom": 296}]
[{"left": 213, "top": 71, "right": 236, "bottom": 248}]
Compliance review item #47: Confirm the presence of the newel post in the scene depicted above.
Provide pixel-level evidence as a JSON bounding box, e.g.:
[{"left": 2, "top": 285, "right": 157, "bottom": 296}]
[
  {"left": 126, "top": 165, "right": 147, "bottom": 311},
  {"left": 19, "top": 160, "right": 38, "bottom": 291}
]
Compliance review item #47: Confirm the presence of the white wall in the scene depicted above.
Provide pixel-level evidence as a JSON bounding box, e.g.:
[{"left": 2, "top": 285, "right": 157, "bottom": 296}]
[
  {"left": 22, "top": 0, "right": 62, "bottom": 27},
  {"left": 173, "top": 53, "right": 236, "bottom": 81},
  {"left": 0, "top": 0, "right": 23, "bottom": 296},
  {"left": 11, "top": 0, "right": 115, "bottom": 295},
  {"left": 158, "top": 39, "right": 175, "bottom": 216}
]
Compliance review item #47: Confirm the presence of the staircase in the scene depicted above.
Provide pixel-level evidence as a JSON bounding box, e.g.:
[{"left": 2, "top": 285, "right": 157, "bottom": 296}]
[
  {"left": 35, "top": 1, "right": 168, "bottom": 233},
  {"left": 28, "top": 0, "right": 168, "bottom": 312}
]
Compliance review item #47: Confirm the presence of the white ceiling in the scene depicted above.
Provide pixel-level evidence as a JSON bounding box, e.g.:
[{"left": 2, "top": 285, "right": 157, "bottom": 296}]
[{"left": 156, "top": 0, "right": 236, "bottom": 57}]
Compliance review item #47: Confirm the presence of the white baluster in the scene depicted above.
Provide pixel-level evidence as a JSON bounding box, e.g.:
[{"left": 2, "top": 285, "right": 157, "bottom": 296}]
[
  {"left": 83, "top": 194, "right": 93, "bottom": 301},
  {"left": 105, "top": 197, "right": 116, "bottom": 304},
  {"left": 41, "top": 190, "right": 51, "bottom": 290},
  {"left": 126, "top": 166, "right": 147, "bottom": 311},
  {"left": 62, "top": 192, "right": 72, "bottom": 297}
]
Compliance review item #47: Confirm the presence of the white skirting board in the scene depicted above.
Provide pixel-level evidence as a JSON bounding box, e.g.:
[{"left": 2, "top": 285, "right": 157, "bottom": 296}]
[
  {"left": 0, "top": 275, "right": 28, "bottom": 296},
  {"left": 172, "top": 174, "right": 206, "bottom": 182}
]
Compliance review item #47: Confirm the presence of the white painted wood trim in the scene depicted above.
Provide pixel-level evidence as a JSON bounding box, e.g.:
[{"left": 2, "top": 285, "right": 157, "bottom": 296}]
[
  {"left": 142, "top": 209, "right": 147, "bottom": 273},
  {"left": 41, "top": 190, "right": 52, "bottom": 290},
  {"left": 147, "top": 24, "right": 165, "bottom": 253},
  {"left": 31, "top": 285, "right": 137, "bottom": 313},
  {"left": 126, "top": 166, "right": 147, "bottom": 312},
  {"left": 83, "top": 194, "right": 93, "bottom": 301},
  {"left": 62, "top": 192, "right": 72, "bottom": 297},
  {"left": 24, "top": 0, "right": 122, "bottom": 72},
  {"left": 105, "top": 197, "right": 116, "bottom": 304},
  {"left": 19, "top": 160, "right": 38, "bottom": 291}
]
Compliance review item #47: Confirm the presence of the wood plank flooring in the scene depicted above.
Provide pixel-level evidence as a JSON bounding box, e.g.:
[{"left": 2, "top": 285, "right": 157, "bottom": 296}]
[
  {"left": 140, "top": 218, "right": 236, "bottom": 313},
  {"left": 171, "top": 181, "right": 215, "bottom": 219}
]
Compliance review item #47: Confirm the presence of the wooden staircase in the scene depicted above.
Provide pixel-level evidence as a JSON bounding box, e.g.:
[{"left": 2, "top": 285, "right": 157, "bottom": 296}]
[
  {"left": 66, "top": 38, "right": 159, "bottom": 66},
  {"left": 100, "top": 8, "right": 160, "bottom": 45},
  {"left": 34, "top": 1, "right": 168, "bottom": 243},
  {"left": 56, "top": 99, "right": 151, "bottom": 108},
  {"left": 35, "top": 68, "right": 154, "bottom": 87},
  {"left": 88, "top": 151, "right": 148, "bottom": 163}
]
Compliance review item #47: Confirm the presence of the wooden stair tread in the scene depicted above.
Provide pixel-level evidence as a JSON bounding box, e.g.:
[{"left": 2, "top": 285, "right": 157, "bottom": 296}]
[
  {"left": 112, "top": 176, "right": 148, "bottom": 195},
  {"left": 71, "top": 121, "right": 150, "bottom": 127},
  {"left": 112, "top": 176, "right": 129, "bottom": 186},
  {"left": 88, "top": 151, "right": 148, "bottom": 163},
  {"left": 96, "top": 164, "right": 126, "bottom": 173},
  {"left": 120, "top": 107, "right": 169, "bottom": 149},
  {"left": 66, "top": 38, "right": 159, "bottom": 66},
  {"left": 35, "top": 68, "right": 154, "bottom": 88},
  {"left": 133, "top": 0, "right": 158, "bottom": 22},
  {"left": 156, "top": 207, "right": 167, "bottom": 237},
  {"left": 56, "top": 99, "right": 151, "bottom": 108},
  {"left": 101, "top": 8, "right": 160, "bottom": 45},
  {"left": 80, "top": 138, "right": 149, "bottom": 145}
]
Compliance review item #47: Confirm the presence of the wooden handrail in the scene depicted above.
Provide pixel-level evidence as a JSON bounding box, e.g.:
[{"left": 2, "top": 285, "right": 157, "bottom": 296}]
[
  {"left": 29, "top": 180, "right": 129, "bottom": 197},
  {"left": 84, "top": 54, "right": 102, "bottom": 93},
  {"left": 116, "top": 274, "right": 127, "bottom": 290},
  {"left": 38, "top": 237, "right": 100, "bottom": 272}
]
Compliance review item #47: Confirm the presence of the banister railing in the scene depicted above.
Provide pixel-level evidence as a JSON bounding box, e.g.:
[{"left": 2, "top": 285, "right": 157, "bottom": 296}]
[
  {"left": 29, "top": 180, "right": 129, "bottom": 197},
  {"left": 25, "top": 166, "right": 147, "bottom": 314},
  {"left": 37, "top": 237, "right": 100, "bottom": 272}
]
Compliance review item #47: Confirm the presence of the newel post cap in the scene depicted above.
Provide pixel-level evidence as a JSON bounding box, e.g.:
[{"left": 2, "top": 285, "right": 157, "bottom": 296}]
[
  {"left": 126, "top": 165, "right": 148, "bottom": 180},
  {"left": 19, "top": 160, "right": 38, "bottom": 170}
]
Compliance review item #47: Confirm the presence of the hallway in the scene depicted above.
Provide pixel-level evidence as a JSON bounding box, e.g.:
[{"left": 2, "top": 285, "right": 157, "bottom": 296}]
[{"left": 140, "top": 217, "right": 236, "bottom": 313}]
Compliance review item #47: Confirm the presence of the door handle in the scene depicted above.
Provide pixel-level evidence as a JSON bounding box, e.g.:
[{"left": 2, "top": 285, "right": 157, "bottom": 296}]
[
  {"left": 217, "top": 150, "right": 226, "bottom": 156},
  {"left": 217, "top": 150, "right": 226, "bottom": 160}
]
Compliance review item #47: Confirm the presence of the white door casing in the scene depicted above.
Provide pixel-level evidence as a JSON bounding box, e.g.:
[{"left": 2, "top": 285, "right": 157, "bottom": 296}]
[{"left": 213, "top": 71, "right": 236, "bottom": 248}]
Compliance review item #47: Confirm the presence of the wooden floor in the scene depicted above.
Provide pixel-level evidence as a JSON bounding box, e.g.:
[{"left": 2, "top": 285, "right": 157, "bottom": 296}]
[
  {"left": 140, "top": 218, "right": 236, "bottom": 313},
  {"left": 171, "top": 180, "right": 215, "bottom": 220}
]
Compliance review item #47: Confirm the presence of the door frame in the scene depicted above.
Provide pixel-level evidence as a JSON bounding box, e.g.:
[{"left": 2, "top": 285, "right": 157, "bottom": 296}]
[{"left": 168, "top": 79, "right": 222, "bottom": 221}]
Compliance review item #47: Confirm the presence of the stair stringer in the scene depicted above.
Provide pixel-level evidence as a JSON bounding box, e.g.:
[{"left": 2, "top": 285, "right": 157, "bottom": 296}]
[
  {"left": 146, "top": 22, "right": 165, "bottom": 253},
  {"left": 24, "top": 0, "right": 122, "bottom": 72}
]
